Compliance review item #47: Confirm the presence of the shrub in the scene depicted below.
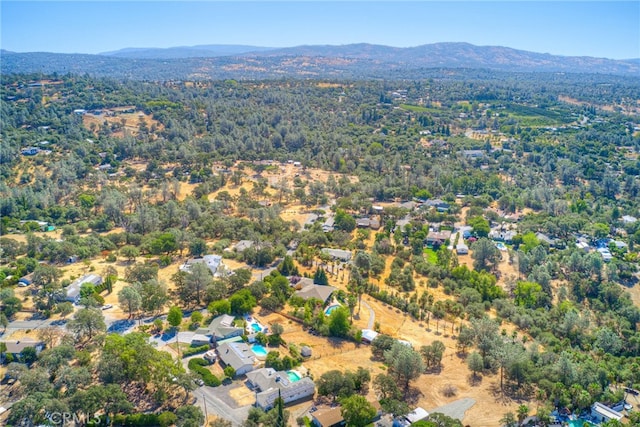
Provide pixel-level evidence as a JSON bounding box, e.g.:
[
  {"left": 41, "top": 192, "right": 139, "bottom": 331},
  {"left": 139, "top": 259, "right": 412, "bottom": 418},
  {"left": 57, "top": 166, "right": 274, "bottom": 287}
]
[
  {"left": 112, "top": 412, "right": 177, "bottom": 426},
  {"left": 442, "top": 384, "right": 457, "bottom": 397},
  {"left": 188, "top": 357, "right": 221, "bottom": 386},
  {"left": 182, "top": 344, "right": 210, "bottom": 358}
]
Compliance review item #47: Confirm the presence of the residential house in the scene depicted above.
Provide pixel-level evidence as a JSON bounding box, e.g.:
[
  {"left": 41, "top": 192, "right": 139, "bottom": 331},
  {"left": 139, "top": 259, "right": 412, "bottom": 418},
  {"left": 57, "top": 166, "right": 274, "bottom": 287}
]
[
  {"left": 426, "top": 230, "right": 452, "bottom": 247},
  {"left": 290, "top": 277, "right": 314, "bottom": 290},
  {"left": 311, "top": 406, "right": 344, "bottom": 427},
  {"left": 597, "top": 247, "right": 613, "bottom": 262},
  {"left": 591, "top": 402, "right": 623, "bottom": 424},
  {"left": 576, "top": 241, "right": 590, "bottom": 252},
  {"left": 230, "top": 240, "right": 254, "bottom": 253},
  {"left": 456, "top": 242, "right": 469, "bottom": 255},
  {"left": 424, "top": 199, "right": 450, "bottom": 212},
  {"left": 180, "top": 255, "right": 224, "bottom": 277},
  {"left": 217, "top": 342, "right": 255, "bottom": 376},
  {"left": 622, "top": 215, "right": 638, "bottom": 224},
  {"left": 1, "top": 339, "right": 45, "bottom": 362},
  {"left": 536, "top": 232, "right": 558, "bottom": 247},
  {"left": 369, "top": 218, "right": 381, "bottom": 230},
  {"left": 356, "top": 218, "right": 371, "bottom": 228},
  {"left": 194, "top": 314, "right": 243, "bottom": 342},
  {"left": 461, "top": 150, "right": 485, "bottom": 159},
  {"left": 18, "top": 273, "right": 34, "bottom": 286},
  {"left": 395, "top": 407, "right": 430, "bottom": 426},
  {"left": 66, "top": 274, "right": 102, "bottom": 303},
  {"left": 21, "top": 147, "right": 40, "bottom": 156},
  {"left": 294, "top": 284, "right": 337, "bottom": 305},
  {"left": 321, "top": 248, "right": 352, "bottom": 262},
  {"left": 246, "top": 368, "right": 315, "bottom": 410},
  {"left": 312, "top": 400, "right": 381, "bottom": 427},
  {"left": 489, "top": 229, "right": 517, "bottom": 243},
  {"left": 322, "top": 216, "right": 335, "bottom": 232},
  {"left": 361, "top": 329, "right": 379, "bottom": 344}
]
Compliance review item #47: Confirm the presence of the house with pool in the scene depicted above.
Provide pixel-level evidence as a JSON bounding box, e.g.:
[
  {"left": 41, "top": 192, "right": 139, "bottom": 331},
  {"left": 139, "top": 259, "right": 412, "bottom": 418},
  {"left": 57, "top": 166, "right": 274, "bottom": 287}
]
[
  {"left": 294, "top": 283, "right": 337, "bottom": 306},
  {"left": 217, "top": 342, "right": 256, "bottom": 376},
  {"left": 246, "top": 367, "right": 315, "bottom": 410}
]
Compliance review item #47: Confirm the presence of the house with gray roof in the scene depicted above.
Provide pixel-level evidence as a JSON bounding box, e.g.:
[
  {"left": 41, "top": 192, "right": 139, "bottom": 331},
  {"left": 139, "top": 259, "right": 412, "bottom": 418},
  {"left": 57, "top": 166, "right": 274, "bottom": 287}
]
[
  {"left": 246, "top": 368, "right": 315, "bottom": 410},
  {"left": 217, "top": 341, "right": 255, "bottom": 376},
  {"left": 1, "top": 339, "right": 45, "bottom": 362},
  {"left": 66, "top": 274, "right": 102, "bottom": 303},
  {"left": 294, "top": 284, "right": 336, "bottom": 304},
  {"left": 195, "top": 314, "right": 243, "bottom": 342},
  {"left": 321, "top": 248, "right": 351, "bottom": 262}
]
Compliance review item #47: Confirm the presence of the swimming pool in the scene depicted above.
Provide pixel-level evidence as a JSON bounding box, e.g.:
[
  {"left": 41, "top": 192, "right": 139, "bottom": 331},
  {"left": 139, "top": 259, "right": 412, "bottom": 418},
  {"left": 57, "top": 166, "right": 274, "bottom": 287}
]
[
  {"left": 251, "top": 323, "right": 263, "bottom": 333},
  {"left": 567, "top": 420, "right": 594, "bottom": 427},
  {"left": 251, "top": 344, "right": 268, "bottom": 357},
  {"left": 324, "top": 304, "right": 340, "bottom": 316},
  {"left": 287, "top": 371, "right": 302, "bottom": 382}
]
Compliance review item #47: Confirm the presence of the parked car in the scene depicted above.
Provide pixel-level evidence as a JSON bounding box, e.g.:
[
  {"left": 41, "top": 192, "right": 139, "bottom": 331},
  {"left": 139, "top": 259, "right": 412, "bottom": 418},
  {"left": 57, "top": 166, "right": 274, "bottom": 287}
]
[{"left": 101, "top": 304, "right": 113, "bottom": 310}]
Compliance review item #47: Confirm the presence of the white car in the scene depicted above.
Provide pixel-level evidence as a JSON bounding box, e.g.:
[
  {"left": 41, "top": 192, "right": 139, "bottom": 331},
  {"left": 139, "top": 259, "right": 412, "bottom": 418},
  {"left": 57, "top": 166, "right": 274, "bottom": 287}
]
[{"left": 101, "top": 304, "right": 113, "bottom": 310}]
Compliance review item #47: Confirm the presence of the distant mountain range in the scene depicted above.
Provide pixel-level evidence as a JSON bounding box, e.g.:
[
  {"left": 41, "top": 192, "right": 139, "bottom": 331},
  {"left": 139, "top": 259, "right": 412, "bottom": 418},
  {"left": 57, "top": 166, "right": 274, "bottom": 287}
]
[
  {"left": 2, "top": 42, "right": 638, "bottom": 79},
  {"left": 100, "top": 44, "right": 277, "bottom": 59}
]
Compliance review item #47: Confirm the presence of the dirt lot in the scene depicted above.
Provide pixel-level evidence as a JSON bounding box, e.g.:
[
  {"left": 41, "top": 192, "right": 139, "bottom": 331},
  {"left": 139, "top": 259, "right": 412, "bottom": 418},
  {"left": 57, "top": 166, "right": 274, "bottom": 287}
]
[{"left": 82, "top": 107, "right": 162, "bottom": 138}]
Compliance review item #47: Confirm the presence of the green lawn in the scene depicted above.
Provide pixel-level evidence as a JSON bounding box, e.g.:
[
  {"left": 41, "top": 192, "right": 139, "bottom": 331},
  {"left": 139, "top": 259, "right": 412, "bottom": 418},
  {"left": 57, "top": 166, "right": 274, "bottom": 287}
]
[
  {"left": 423, "top": 248, "right": 438, "bottom": 264},
  {"left": 400, "top": 103, "right": 440, "bottom": 113}
]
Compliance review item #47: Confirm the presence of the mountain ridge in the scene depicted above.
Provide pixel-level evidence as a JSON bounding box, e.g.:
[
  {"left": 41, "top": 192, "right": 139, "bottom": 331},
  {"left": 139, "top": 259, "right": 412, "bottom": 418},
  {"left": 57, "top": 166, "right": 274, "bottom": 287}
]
[{"left": 2, "top": 42, "right": 638, "bottom": 79}]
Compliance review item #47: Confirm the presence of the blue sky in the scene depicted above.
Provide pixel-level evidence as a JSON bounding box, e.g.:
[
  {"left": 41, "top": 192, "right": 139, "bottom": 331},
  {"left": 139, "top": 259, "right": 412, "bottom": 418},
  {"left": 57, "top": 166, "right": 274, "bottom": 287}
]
[{"left": 2, "top": 1, "right": 639, "bottom": 59}]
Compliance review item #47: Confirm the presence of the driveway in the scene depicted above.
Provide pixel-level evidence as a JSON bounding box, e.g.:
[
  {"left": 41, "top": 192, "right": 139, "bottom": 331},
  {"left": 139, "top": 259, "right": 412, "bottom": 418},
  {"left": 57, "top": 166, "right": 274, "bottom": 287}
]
[
  {"left": 195, "top": 382, "right": 252, "bottom": 426},
  {"left": 429, "top": 397, "right": 475, "bottom": 420},
  {"left": 361, "top": 298, "right": 375, "bottom": 330}
]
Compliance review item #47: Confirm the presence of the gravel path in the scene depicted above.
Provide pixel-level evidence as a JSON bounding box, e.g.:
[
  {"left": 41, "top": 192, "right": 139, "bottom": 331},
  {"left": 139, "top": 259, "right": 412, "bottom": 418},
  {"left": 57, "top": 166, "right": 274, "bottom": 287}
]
[{"left": 429, "top": 397, "right": 476, "bottom": 420}]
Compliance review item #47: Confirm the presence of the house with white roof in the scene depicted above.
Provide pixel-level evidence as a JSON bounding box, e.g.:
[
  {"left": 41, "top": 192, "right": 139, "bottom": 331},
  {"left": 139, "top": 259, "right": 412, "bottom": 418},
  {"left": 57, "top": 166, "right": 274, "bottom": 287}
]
[
  {"left": 180, "top": 255, "right": 224, "bottom": 277},
  {"left": 246, "top": 368, "right": 315, "bottom": 410},
  {"left": 217, "top": 341, "right": 255, "bottom": 376},
  {"left": 597, "top": 247, "right": 613, "bottom": 262},
  {"left": 591, "top": 402, "right": 623, "bottom": 424},
  {"left": 361, "top": 329, "right": 379, "bottom": 343}
]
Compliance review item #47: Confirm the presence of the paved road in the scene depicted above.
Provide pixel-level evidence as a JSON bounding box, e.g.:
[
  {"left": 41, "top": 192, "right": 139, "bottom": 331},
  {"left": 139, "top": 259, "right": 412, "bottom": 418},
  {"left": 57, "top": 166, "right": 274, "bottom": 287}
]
[{"left": 361, "top": 298, "right": 375, "bottom": 330}]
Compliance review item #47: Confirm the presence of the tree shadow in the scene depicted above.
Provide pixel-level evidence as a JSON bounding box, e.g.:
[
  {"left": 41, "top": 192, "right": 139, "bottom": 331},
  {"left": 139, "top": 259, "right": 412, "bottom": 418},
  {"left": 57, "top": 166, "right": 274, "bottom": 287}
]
[
  {"left": 455, "top": 351, "right": 468, "bottom": 360},
  {"left": 425, "top": 366, "right": 443, "bottom": 375},
  {"left": 327, "top": 337, "right": 346, "bottom": 349},
  {"left": 404, "top": 387, "right": 424, "bottom": 406},
  {"left": 467, "top": 373, "right": 482, "bottom": 387}
]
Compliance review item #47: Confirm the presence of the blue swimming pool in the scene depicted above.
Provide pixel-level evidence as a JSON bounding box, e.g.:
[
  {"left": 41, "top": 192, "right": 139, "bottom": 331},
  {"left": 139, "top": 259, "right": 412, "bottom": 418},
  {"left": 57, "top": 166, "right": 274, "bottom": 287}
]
[
  {"left": 251, "top": 344, "right": 268, "bottom": 357},
  {"left": 251, "top": 323, "right": 263, "bottom": 333},
  {"left": 567, "top": 420, "right": 595, "bottom": 427},
  {"left": 287, "top": 371, "right": 302, "bottom": 382},
  {"left": 324, "top": 304, "right": 340, "bottom": 316}
]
